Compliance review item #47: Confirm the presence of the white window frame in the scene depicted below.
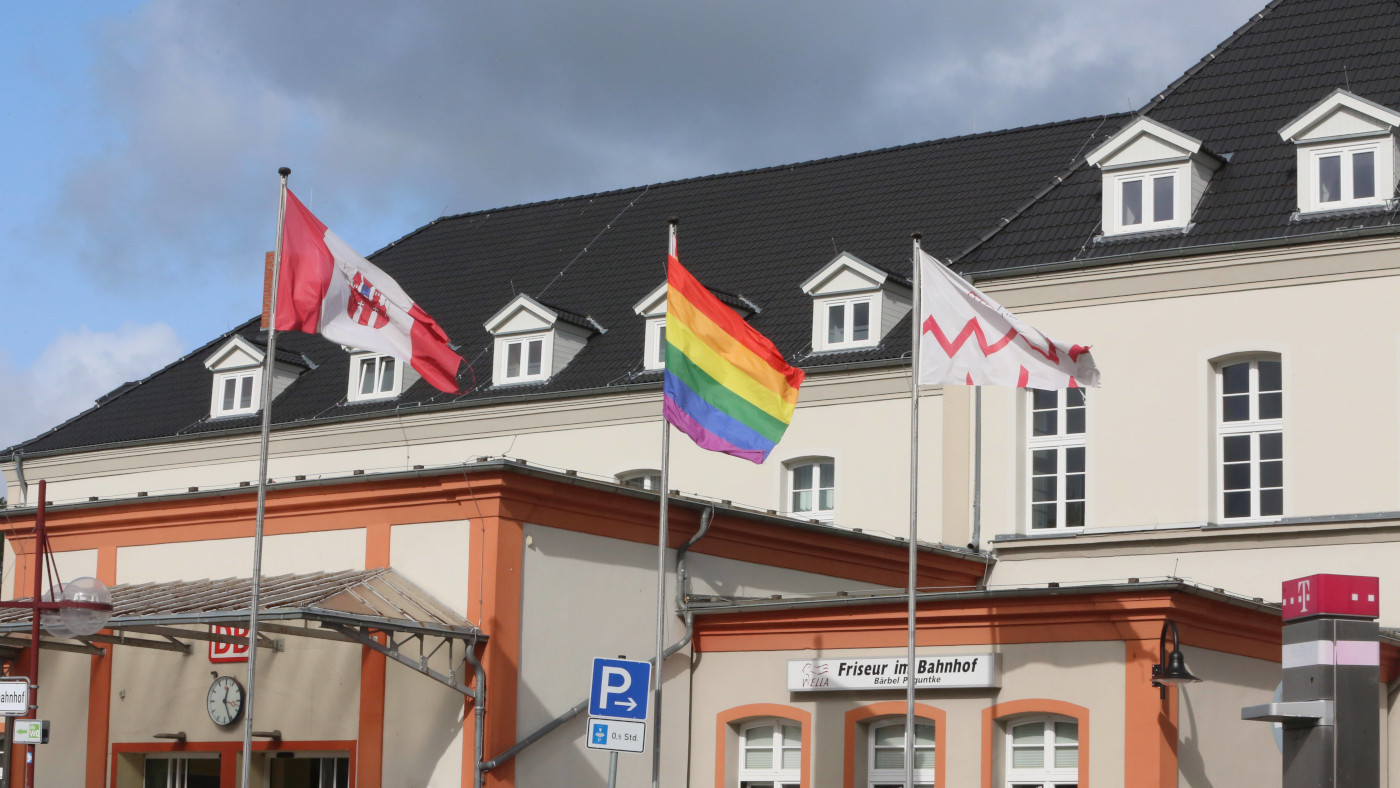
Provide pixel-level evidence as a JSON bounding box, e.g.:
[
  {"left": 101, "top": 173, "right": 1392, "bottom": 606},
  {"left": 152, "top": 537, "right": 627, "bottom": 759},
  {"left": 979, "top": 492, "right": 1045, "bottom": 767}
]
[
  {"left": 348, "top": 353, "right": 403, "bottom": 402},
  {"left": 1108, "top": 166, "right": 1182, "bottom": 234},
  {"left": 1005, "top": 716, "right": 1079, "bottom": 788},
  {"left": 618, "top": 470, "right": 662, "bottom": 492},
  {"left": 211, "top": 370, "right": 260, "bottom": 418},
  {"left": 737, "top": 718, "right": 801, "bottom": 788},
  {"left": 1306, "top": 142, "right": 1384, "bottom": 211},
  {"left": 819, "top": 296, "right": 877, "bottom": 351},
  {"left": 1026, "top": 389, "right": 1086, "bottom": 532},
  {"left": 868, "top": 719, "right": 935, "bottom": 788},
  {"left": 644, "top": 317, "right": 667, "bottom": 371},
  {"left": 1217, "top": 358, "right": 1284, "bottom": 522},
  {"left": 786, "top": 458, "right": 835, "bottom": 522},
  {"left": 496, "top": 333, "right": 550, "bottom": 384}
]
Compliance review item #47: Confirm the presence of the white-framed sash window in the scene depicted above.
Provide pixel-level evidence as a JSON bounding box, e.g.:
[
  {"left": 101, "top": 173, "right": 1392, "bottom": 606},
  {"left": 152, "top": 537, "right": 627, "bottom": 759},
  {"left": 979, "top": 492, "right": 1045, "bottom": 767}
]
[
  {"left": 1218, "top": 358, "right": 1283, "bottom": 521},
  {"left": 738, "top": 719, "right": 801, "bottom": 788},
  {"left": 1027, "top": 389, "right": 1086, "bottom": 530},
  {"left": 1006, "top": 718, "right": 1078, "bottom": 788},
  {"left": 1310, "top": 143, "right": 1382, "bottom": 210},
  {"left": 788, "top": 459, "right": 835, "bottom": 521},
  {"left": 823, "top": 297, "right": 875, "bottom": 350},
  {"left": 213, "top": 370, "right": 259, "bottom": 417},
  {"left": 868, "top": 720, "right": 935, "bottom": 787},
  {"left": 502, "top": 336, "right": 546, "bottom": 383}
]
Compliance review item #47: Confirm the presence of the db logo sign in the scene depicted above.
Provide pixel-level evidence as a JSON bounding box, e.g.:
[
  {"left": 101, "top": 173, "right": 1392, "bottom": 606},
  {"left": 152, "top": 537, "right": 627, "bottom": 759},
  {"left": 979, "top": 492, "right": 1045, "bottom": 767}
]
[{"left": 209, "top": 625, "right": 251, "bottom": 663}]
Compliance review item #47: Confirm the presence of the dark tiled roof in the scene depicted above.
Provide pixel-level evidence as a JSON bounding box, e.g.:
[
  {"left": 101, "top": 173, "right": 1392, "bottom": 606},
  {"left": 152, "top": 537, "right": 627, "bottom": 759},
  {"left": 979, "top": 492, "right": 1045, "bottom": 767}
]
[
  {"left": 957, "top": 0, "right": 1400, "bottom": 275},
  {"left": 15, "top": 0, "right": 1400, "bottom": 458},
  {"left": 7, "top": 115, "right": 1118, "bottom": 456}
]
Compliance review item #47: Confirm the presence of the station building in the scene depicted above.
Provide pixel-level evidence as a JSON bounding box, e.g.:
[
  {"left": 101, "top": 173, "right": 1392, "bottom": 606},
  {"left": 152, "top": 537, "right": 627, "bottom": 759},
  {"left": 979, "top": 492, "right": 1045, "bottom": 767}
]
[{"left": 7, "top": 0, "right": 1400, "bottom": 784}]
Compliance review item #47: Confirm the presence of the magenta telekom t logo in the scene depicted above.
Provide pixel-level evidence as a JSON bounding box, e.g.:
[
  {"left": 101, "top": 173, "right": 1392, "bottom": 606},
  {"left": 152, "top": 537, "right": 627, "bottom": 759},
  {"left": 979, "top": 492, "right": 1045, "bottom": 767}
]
[{"left": 1296, "top": 578, "right": 1311, "bottom": 613}]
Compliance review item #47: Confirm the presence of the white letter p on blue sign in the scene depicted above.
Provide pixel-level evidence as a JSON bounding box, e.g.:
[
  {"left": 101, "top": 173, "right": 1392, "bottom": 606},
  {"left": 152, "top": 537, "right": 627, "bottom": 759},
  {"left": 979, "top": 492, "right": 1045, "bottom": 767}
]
[{"left": 589, "top": 657, "right": 651, "bottom": 721}]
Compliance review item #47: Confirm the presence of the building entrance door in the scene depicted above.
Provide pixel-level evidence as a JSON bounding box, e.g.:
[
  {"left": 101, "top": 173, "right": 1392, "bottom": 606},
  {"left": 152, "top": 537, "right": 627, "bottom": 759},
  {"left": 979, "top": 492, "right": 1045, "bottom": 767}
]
[
  {"left": 142, "top": 755, "right": 220, "bottom": 788},
  {"left": 268, "top": 755, "right": 349, "bottom": 788}
]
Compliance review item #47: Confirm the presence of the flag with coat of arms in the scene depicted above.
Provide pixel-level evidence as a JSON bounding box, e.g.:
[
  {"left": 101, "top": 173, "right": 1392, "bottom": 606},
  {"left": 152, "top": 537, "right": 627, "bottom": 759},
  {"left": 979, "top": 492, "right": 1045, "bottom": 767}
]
[{"left": 275, "top": 189, "right": 464, "bottom": 393}]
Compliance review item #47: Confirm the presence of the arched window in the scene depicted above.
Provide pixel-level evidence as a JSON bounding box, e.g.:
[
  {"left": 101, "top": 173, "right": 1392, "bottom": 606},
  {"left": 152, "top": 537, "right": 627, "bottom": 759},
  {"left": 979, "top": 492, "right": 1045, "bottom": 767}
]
[
  {"left": 868, "top": 719, "right": 935, "bottom": 787},
  {"left": 617, "top": 469, "right": 662, "bottom": 492},
  {"left": 738, "top": 718, "right": 802, "bottom": 787},
  {"left": 1216, "top": 356, "right": 1283, "bottom": 520},
  {"left": 786, "top": 457, "right": 836, "bottom": 522},
  {"left": 1005, "top": 717, "right": 1078, "bottom": 788}
]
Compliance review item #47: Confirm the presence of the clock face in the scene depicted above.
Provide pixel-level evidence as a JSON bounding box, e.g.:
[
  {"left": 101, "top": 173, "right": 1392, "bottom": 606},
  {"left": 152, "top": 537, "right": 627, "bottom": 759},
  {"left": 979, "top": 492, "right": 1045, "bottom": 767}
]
[{"left": 206, "top": 675, "right": 245, "bottom": 726}]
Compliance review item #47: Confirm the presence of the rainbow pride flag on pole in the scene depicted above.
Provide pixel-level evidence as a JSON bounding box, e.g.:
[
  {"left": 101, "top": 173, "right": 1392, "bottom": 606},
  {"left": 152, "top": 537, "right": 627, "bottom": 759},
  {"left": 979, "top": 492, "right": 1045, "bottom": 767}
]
[{"left": 662, "top": 233, "right": 806, "bottom": 464}]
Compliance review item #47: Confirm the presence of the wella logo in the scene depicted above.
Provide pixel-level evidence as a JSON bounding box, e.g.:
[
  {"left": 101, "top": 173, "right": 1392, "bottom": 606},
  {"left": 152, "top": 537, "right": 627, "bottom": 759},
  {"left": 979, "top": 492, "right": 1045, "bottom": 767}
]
[{"left": 800, "top": 662, "right": 829, "bottom": 688}]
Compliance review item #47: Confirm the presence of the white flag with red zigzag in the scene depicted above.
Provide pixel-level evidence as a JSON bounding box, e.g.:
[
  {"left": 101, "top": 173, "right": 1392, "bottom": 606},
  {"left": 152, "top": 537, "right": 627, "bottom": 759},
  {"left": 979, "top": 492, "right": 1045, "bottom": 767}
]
[{"left": 917, "top": 250, "right": 1099, "bottom": 390}]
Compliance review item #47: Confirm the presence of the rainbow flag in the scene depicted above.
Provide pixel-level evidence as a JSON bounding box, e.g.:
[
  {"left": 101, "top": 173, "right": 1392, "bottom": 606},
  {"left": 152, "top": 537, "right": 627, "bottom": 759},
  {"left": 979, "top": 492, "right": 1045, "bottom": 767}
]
[{"left": 663, "top": 245, "right": 805, "bottom": 464}]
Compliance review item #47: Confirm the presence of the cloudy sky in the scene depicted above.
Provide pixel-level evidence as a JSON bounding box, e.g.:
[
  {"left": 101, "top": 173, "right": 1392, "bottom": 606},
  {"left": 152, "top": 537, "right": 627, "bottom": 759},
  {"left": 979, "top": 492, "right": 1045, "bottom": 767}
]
[{"left": 1, "top": 0, "right": 1266, "bottom": 464}]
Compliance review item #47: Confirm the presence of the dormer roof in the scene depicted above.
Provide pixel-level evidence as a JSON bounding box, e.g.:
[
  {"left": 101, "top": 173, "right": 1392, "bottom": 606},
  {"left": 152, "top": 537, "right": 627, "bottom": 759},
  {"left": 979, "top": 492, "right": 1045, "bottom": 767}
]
[
  {"left": 800, "top": 252, "right": 906, "bottom": 296},
  {"left": 1279, "top": 88, "right": 1400, "bottom": 143},
  {"left": 632, "top": 282, "right": 756, "bottom": 318},
  {"left": 1084, "top": 116, "right": 1222, "bottom": 171},
  {"left": 484, "top": 294, "right": 603, "bottom": 336},
  {"left": 203, "top": 335, "right": 265, "bottom": 371}
]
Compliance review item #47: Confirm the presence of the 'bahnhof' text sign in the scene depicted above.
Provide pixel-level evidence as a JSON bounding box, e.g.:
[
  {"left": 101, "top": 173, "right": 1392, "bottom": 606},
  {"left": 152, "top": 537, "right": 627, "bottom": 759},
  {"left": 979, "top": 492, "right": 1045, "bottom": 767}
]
[{"left": 787, "top": 654, "right": 999, "bottom": 691}]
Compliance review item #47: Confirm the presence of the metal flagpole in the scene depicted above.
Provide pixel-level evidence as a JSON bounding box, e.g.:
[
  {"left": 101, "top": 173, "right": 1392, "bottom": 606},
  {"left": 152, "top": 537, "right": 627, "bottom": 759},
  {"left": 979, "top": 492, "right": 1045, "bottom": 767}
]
[
  {"left": 905, "top": 233, "right": 924, "bottom": 788},
  {"left": 651, "top": 218, "right": 678, "bottom": 788},
  {"left": 241, "top": 166, "right": 291, "bottom": 788}
]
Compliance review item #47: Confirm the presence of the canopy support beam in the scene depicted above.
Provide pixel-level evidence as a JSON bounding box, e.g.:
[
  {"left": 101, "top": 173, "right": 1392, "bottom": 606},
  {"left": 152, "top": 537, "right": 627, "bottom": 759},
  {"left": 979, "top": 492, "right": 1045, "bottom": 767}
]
[{"left": 326, "top": 623, "right": 477, "bottom": 699}]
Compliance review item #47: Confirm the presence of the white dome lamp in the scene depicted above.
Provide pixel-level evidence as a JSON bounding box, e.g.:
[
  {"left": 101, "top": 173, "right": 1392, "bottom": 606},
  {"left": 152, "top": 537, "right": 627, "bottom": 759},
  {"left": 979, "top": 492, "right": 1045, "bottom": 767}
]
[{"left": 55, "top": 577, "right": 113, "bottom": 638}]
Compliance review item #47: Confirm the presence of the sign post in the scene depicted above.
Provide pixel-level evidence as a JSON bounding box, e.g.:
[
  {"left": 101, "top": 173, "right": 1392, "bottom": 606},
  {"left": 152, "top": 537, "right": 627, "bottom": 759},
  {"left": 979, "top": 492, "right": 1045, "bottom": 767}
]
[
  {"left": 1243, "top": 574, "right": 1380, "bottom": 788},
  {"left": 588, "top": 657, "right": 652, "bottom": 787}
]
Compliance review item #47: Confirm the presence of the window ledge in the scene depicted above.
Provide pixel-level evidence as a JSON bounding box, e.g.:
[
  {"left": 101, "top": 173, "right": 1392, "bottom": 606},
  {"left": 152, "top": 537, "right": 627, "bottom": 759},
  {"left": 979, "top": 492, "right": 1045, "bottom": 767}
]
[
  {"left": 992, "top": 509, "right": 1400, "bottom": 549},
  {"left": 1290, "top": 200, "right": 1397, "bottom": 223},
  {"left": 1093, "top": 223, "right": 1194, "bottom": 245}
]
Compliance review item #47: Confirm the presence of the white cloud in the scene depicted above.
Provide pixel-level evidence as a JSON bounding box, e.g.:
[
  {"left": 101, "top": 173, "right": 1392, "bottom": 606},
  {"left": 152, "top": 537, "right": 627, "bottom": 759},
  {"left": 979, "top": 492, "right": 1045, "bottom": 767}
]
[{"left": 0, "top": 322, "right": 184, "bottom": 456}]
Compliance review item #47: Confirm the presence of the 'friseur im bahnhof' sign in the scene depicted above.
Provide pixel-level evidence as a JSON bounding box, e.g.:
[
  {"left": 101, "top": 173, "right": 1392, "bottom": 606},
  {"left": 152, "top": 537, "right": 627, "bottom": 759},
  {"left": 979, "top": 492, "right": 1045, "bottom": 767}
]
[{"left": 787, "top": 654, "right": 999, "bottom": 691}]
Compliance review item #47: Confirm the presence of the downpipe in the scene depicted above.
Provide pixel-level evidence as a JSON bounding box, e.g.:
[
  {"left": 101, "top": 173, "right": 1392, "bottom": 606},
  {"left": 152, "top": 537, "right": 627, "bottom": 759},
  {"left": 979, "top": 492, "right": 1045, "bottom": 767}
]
[
  {"left": 477, "top": 507, "right": 713, "bottom": 775},
  {"left": 465, "top": 640, "right": 486, "bottom": 788}
]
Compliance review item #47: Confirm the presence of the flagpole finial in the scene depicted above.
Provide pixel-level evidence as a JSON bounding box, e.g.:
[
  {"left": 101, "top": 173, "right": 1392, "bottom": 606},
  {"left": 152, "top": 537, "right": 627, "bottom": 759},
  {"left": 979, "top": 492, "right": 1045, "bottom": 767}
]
[
  {"left": 911, "top": 231, "right": 923, "bottom": 241},
  {"left": 278, "top": 167, "right": 291, "bottom": 177},
  {"left": 669, "top": 216, "right": 679, "bottom": 227}
]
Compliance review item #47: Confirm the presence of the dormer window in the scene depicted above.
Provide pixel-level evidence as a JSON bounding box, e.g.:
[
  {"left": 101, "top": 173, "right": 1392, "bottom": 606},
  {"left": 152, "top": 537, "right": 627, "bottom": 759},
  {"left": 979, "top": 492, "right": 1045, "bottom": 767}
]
[
  {"left": 485, "top": 294, "right": 600, "bottom": 387},
  {"left": 1085, "top": 116, "right": 1222, "bottom": 237},
  {"left": 824, "top": 297, "right": 871, "bottom": 348},
  {"left": 1280, "top": 89, "right": 1400, "bottom": 215},
  {"left": 203, "top": 334, "right": 308, "bottom": 419},
  {"left": 346, "top": 351, "right": 419, "bottom": 402},
  {"left": 633, "top": 281, "right": 752, "bottom": 372},
  {"left": 800, "top": 252, "right": 910, "bottom": 353},
  {"left": 218, "top": 371, "right": 258, "bottom": 417},
  {"left": 1312, "top": 144, "right": 1379, "bottom": 208},
  {"left": 1117, "top": 169, "right": 1175, "bottom": 228},
  {"left": 503, "top": 336, "right": 546, "bottom": 382}
]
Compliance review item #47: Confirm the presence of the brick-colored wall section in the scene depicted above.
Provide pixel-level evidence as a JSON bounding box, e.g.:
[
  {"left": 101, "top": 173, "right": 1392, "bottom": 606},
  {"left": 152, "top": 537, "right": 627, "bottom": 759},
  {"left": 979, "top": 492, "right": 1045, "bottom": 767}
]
[{"left": 260, "top": 251, "right": 275, "bottom": 329}]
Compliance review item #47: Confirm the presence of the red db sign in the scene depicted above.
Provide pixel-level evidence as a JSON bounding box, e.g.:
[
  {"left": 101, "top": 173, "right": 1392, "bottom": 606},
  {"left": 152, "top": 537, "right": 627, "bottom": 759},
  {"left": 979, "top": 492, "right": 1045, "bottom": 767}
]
[{"left": 209, "top": 625, "right": 251, "bottom": 663}]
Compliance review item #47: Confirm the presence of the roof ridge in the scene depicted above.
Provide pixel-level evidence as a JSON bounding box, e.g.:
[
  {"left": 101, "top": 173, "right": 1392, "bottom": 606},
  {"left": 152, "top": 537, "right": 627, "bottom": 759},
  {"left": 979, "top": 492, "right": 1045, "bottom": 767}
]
[
  {"left": 1, "top": 316, "right": 262, "bottom": 459},
  {"left": 374, "top": 112, "right": 1145, "bottom": 250},
  {"left": 1137, "top": 0, "right": 1286, "bottom": 116}
]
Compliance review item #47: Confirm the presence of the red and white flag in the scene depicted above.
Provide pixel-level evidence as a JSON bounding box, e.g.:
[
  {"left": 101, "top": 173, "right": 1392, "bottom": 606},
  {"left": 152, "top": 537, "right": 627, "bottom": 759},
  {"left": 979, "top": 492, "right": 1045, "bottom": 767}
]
[
  {"left": 917, "top": 250, "right": 1099, "bottom": 390},
  {"left": 275, "top": 189, "right": 463, "bottom": 393}
]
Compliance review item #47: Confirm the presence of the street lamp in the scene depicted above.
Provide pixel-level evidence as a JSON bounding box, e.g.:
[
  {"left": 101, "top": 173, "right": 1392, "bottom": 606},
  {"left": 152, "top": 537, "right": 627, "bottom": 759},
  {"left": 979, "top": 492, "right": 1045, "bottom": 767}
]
[
  {"left": 0, "top": 480, "right": 114, "bottom": 788},
  {"left": 1151, "top": 619, "right": 1201, "bottom": 699}
]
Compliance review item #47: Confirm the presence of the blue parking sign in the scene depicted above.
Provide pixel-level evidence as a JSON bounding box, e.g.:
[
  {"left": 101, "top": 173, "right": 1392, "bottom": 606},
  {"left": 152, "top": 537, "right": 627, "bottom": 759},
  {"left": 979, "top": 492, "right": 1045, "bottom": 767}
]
[
  {"left": 591, "top": 722, "right": 609, "bottom": 746},
  {"left": 589, "top": 657, "right": 651, "bottom": 721}
]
